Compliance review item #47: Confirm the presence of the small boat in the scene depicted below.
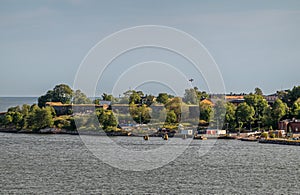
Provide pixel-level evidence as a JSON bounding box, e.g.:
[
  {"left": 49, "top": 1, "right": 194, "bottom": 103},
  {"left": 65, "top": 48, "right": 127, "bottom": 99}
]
[
  {"left": 193, "top": 135, "right": 207, "bottom": 140},
  {"left": 143, "top": 135, "right": 149, "bottom": 141},
  {"left": 163, "top": 134, "right": 168, "bottom": 140}
]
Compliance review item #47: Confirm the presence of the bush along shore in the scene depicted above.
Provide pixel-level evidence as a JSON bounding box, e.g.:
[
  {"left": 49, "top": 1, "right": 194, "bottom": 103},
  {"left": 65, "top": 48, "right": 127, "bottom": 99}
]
[{"left": 0, "top": 106, "right": 130, "bottom": 136}]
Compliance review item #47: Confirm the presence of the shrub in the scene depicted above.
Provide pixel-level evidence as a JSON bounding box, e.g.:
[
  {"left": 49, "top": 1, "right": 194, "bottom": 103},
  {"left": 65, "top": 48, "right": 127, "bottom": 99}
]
[
  {"left": 269, "top": 133, "right": 276, "bottom": 138},
  {"left": 261, "top": 132, "right": 268, "bottom": 138}
]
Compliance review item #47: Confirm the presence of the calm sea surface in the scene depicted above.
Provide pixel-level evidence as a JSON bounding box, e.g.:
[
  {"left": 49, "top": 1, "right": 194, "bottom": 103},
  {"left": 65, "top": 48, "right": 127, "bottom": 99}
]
[
  {"left": 0, "top": 97, "right": 37, "bottom": 112},
  {"left": 0, "top": 133, "right": 299, "bottom": 194}
]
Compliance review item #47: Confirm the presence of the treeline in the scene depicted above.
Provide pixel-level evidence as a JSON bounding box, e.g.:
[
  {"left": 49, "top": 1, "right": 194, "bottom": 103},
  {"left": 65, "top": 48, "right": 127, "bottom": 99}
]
[
  {"left": 112, "top": 86, "right": 300, "bottom": 131},
  {"left": 0, "top": 84, "right": 300, "bottom": 132},
  {"left": 0, "top": 104, "right": 56, "bottom": 131},
  {"left": 215, "top": 87, "right": 300, "bottom": 130},
  {"left": 38, "top": 84, "right": 91, "bottom": 107},
  {"left": 0, "top": 84, "right": 118, "bottom": 132},
  {"left": 110, "top": 89, "right": 206, "bottom": 129}
]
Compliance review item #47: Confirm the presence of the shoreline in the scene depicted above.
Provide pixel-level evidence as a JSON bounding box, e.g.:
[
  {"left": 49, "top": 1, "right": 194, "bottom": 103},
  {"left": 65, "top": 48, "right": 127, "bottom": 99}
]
[
  {"left": 1, "top": 129, "right": 300, "bottom": 146},
  {"left": 0, "top": 129, "right": 166, "bottom": 137},
  {"left": 259, "top": 138, "right": 300, "bottom": 146}
]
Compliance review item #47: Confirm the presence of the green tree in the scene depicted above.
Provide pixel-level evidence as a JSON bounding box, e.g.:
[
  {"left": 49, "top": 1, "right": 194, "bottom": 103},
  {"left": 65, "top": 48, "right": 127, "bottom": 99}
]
[
  {"left": 52, "top": 84, "right": 73, "bottom": 104},
  {"left": 165, "top": 97, "right": 182, "bottom": 123},
  {"left": 21, "top": 104, "right": 31, "bottom": 116},
  {"left": 291, "top": 102, "right": 300, "bottom": 118},
  {"left": 272, "top": 99, "right": 287, "bottom": 123},
  {"left": 101, "top": 93, "right": 114, "bottom": 101},
  {"left": 225, "top": 102, "right": 236, "bottom": 130},
  {"left": 199, "top": 101, "right": 213, "bottom": 123},
  {"left": 183, "top": 88, "right": 198, "bottom": 104},
  {"left": 38, "top": 84, "right": 73, "bottom": 107},
  {"left": 102, "top": 111, "right": 117, "bottom": 130},
  {"left": 107, "top": 112, "right": 117, "bottom": 128},
  {"left": 123, "top": 90, "right": 134, "bottom": 98},
  {"left": 262, "top": 106, "right": 274, "bottom": 129},
  {"left": 279, "top": 86, "right": 300, "bottom": 107},
  {"left": 129, "top": 91, "right": 143, "bottom": 104},
  {"left": 262, "top": 100, "right": 287, "bottom": 130},
  {"left": 26, "top": 105, "right": 39, "bottom": 128},
  {"left": 53, "top": 116, "right": 74, "bottom": 130},
  {"left": 3, "top": 114, "right": 13, "bottom": 128},
  {"left": 165, "top": 110, "right": 177, "bottom": 124},
  {"left": 156, "top": 93, "right": 169, "bottom": 104},
  {"left": 193, "top": 87, "right": 209, "bottom": 100},
  {"left": 8, "top": 106, "right": 21, "bottom": 113},
  {"left": 93, "top": 99, "right": 100, "bottom": 105},
  {"left": 254, "top": 87, "right": 263, "bottom": 96},
  {"left": 96, "top": 109, "right": 118, "bottom": 130},
  {"left": 129, "top": 104, "right": 151, "bottom": 124},
  {"left": 289, "top": 86, "right": 300, "bottom": 104},
  {"left": 20, "top": 104, "right": 31, "bottom": 129},
  {"left": 143, "top": 94, "right": 155, "bottom": 106},
  {"left": 27, "top": 105, "right": 54, "bottom": 131},
  {"left": 236, "top": 102, "right": 255, "bottom": 129},
  {"left": 4, "top": 104, "right": 31, "bottom": 129},
  {"left": 38, "top": 90, "right": 54, "bottom": 107},
  {"left": 73, "top": 89, "right": 91, "bottom": 104},
  {"left": 244, "top": 94, "right": 268, "bottom": 122},
  {"left": 12, "top": 112, "right": 23, "bottom": 129},
  {"left": 96, "top": 108, "right": 105, "bottom": 124}
]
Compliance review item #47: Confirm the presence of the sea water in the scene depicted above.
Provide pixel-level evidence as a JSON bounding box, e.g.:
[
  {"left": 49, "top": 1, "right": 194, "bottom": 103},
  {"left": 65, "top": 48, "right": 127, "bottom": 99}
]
[
  {"left": 0, "top": 97, "right": 37, "bottom": 112},
  {"left": 0, "top": 133, "right": 299, "bottom": 194}
]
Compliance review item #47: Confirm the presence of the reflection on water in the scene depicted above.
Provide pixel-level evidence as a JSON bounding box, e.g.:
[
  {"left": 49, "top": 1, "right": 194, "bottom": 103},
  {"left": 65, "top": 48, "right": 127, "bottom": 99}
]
[{"left": 0, "top": 133, "right": 299, "bottom": 194}]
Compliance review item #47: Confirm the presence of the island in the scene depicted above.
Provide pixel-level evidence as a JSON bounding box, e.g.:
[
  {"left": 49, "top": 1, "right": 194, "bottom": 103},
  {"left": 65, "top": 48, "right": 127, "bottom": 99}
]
[{"left": 0, "top": 84, "right": 300, "bottom": 144}]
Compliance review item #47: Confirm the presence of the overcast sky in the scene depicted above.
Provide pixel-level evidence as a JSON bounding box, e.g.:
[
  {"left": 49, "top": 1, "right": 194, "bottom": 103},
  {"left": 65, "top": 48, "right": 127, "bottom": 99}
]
[{"left": 0, "top": 0, "right": 300, "bottom": 96}]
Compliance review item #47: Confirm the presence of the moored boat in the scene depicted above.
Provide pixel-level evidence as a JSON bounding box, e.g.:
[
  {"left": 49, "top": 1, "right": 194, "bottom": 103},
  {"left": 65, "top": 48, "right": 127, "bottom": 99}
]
[
  {"left": 163, "top": 134, "right": 168, "bottom": 140},
  {"left": 143, "top": 135, "right": 149, "bottom": 140},
  {"left": 193, "top": 135, "right": 207, "bottom": 140}
]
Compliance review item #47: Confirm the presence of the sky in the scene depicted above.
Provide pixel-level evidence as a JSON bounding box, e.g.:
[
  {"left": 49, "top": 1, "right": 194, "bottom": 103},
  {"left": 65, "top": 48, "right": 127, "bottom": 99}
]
[{"left": 0, "top": 0, "right": 300, "bottom": 97}]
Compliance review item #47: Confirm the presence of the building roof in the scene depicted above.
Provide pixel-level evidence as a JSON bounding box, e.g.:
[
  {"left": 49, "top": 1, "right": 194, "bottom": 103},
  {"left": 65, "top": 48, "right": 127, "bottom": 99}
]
[
  {"left": 200, "top": 99, "right": 214, "bottom": 105},
  {"left": 45, "top": 102, "right": 109, "bottom": 107},
  {"left": 225, "top": 95, "right": 244, "bottom": 100},
  {"left": 45, "top": 102, "right": 64, "bottom": 106}
]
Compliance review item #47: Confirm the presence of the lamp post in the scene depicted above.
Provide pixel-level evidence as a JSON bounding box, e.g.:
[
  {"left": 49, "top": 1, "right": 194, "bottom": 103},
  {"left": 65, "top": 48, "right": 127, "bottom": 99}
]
[
  {"left": 139, "top": 111, "right": 142, "bottom": 125},
  {"left": 226, "top": 123, "right": 229, "bottom": 134}
]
